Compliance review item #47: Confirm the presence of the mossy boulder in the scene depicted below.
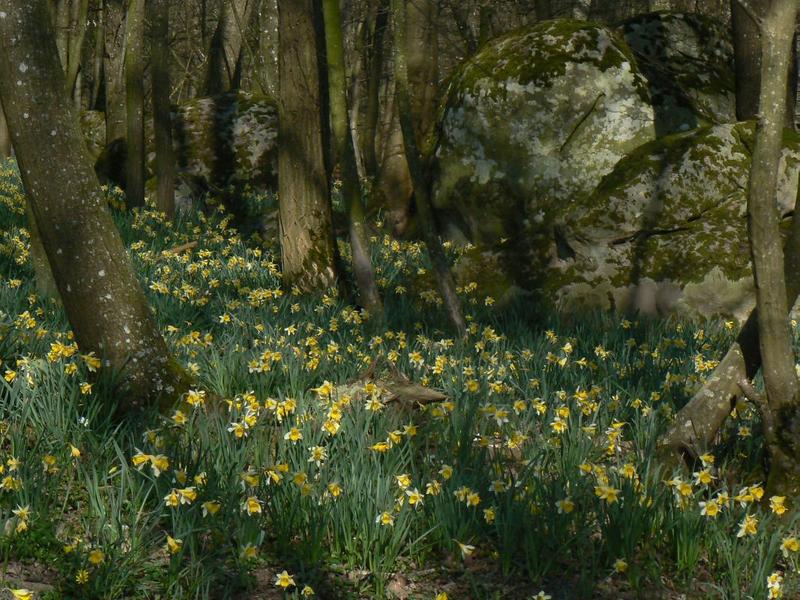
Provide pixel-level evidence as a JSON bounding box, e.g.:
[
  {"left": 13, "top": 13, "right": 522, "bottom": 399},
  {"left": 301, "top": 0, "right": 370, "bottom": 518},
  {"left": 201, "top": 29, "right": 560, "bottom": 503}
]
[
  {"left": 432, "top": 20, "right": 658, "bottom": 260},
  {"left": 618, "top": 12, "right": 736, "bottom": 134},
  {"left": 92, "top": 90, "right": 278, "bottom": 203},
  {"left": 545, "top": 122, "right": 800, "bottom": 320}
]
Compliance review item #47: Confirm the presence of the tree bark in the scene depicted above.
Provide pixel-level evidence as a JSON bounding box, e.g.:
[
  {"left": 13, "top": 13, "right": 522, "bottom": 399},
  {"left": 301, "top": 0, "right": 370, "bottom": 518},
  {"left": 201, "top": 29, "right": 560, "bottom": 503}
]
[
  {"left": 391, "top": 0, "right": 466, "bottom": 337},
  {"left": 277, "top": 0, "right": 338, "bottom": 292},
  {"left": 405, "top": 0, "right": 438, "bottom": 148},
  {"left": 204, "top": 0, "right": 254, "bottom": 95},
  {"left": 104, "top": 0, "right": 126, "bottom": 144},
  {"left": 65, "top": 0, "right": 90, "bottom": 106},
  {"left": 0, "top": 0, "right": 189, "bottom": 413},
  {"left": 731, "top": 0, "right": 797, "bottom": 126},
  {"left": 361, "top": 0, "right": 388, "bottom": 180},
  {"left": 89, "top": 0, "right": 105, "bottom": 110},
  {"left": 0, "top": 102, "right": 11, "bottom": 158},
  {"left": 150, "top": 0, "right": 175, "bottom": 219},
  {"left": 124, "top": 0, "right": 145, "bottom": 208},
  {"left": 746, "top": 0, "right": 800, "bottom": 496},
  {"left": 322, "top": 0, "right": 382, "bottom": 316},
  {"left": 257, "top": 0, "right": 279, "bottom": 98}
]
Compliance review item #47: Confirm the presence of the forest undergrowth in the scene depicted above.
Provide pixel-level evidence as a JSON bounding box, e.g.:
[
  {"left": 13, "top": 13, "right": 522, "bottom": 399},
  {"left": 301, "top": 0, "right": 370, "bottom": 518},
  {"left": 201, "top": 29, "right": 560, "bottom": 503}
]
[{"left": 0, "top": 160, "right": 797, "bottom": 599}]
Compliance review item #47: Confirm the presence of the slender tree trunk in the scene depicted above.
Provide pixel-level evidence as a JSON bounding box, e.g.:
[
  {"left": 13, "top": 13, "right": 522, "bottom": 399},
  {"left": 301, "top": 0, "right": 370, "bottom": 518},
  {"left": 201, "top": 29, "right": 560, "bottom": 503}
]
[
  {"left": 746, "top": 0, "right": 800, "bottom": 496},
  {"left": 405, "top": 0, "right": 438, "bottom": 148},
  {"left": 90, "top": 0, "right": 105, "bottom": 110},
  {"left": 0, "top": 0, "right": 189, "bottom": 413},
  {"left": 391, "top": 0, "right": 466, "bottom": 337},
  {"left": 0, "top": 103, "right": 11, "bottom": 158},
  {"left": 53, "top": 0, "right": 71, "bottom": 70},
  {"left": 124, "top": 0, "right": 145, "bottom": 208},
  {"left": 362, "top": 0, "right": 388, "bottom": 180},
  {"left": 322, "top": 0, "right": 382, "bottom": 315},
  {"left": 104, "top": 0, "right": 126, "bottom": 144},
  {"left": 277, "top": 0, "right": 338, "bottom": 292},
  {"left": 204, "top": 0, "right": 254, "bottom": 95},
  {"left": 731, "top": 0, "right": 797, "bottom": 126},
  {"left": 151, "top": 0, "right": 175, "bottom": 219},
  {"left": 257, "top": 0, "right": 279, "bottom": 98},
  {"left": 65, "top": 0, "right": 89, "bottom": 106}
]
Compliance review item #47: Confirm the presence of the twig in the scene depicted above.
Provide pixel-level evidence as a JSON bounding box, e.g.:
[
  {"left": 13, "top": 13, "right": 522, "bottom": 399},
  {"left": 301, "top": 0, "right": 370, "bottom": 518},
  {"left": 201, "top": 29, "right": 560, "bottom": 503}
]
[{"left": 161, "top": 241, "right": 198, "bottom": 255}]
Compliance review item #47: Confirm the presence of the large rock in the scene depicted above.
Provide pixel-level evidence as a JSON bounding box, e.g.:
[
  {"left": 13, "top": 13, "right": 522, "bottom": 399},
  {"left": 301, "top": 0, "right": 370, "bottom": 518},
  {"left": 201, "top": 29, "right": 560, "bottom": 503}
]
[
  {"left": 433, "top": 20, "right": 658, "bottom": 260},
  {"left": 619, "top": 12, "right": 736, "bottom": 134},
  {"left": 543, "top": 122, "right": 800, "bottom": 320},
  {"left": 92, "top": 91, "right": 278, "bottom": 204}
]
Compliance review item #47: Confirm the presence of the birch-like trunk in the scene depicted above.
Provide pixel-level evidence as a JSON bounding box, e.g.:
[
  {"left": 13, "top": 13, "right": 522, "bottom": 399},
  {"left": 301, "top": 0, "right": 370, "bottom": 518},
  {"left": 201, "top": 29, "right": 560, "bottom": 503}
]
[{"left": 0, "top": 0, "right": 190, "bottom": 413}]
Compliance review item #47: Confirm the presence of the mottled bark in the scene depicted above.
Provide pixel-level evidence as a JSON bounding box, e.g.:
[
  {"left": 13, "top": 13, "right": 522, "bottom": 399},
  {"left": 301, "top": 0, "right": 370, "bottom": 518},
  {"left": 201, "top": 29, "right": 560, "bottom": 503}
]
[
  {"left": 124, "top": 0, "right": 145, "bottom": 208},
  {"left": 204, "top": 0, "right": 254, "bottom": 95},
  {"left": 257, "top": 0, "right": 279, "bottom": 97},
  {"left": 0, "top": 0, "right": 189, "bottom": 413},
  {"left": 104, "top": 0, "right": 126, "bottom": 143},
  {"left": 746, "top": 0, "right": 800, "bottom": 497},
  {"left": 731, "top": 0, "right": 796, "bottom": 126},
  {"left": 392, "top": 0, "right": 466, "bottom": 337},
  {"left": 277, "top": 0, "right": 338, "bottom": 291},
  {"left": 322, "top": 0, "right": 382, "bottom": 316},
  {"left": 151, "top": 0, "right": 175, "bottom": 219}
]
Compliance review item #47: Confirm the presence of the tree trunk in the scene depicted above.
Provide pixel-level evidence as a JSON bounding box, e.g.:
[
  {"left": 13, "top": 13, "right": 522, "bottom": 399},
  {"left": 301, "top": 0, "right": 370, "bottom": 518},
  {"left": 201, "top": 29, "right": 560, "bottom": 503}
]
[
  {"left": 204, "top": 0, "right": 254, "bottom": 95},
  {"left": 731, "top": 0, "right": 797, "bottom": 126},
  {"left": 89, "top": 0, "right": 105, "bottom": 110},
  {"left": 277, "top": 0, "right": 338, "bottom": 292},
  {"left": 0, "top": 0, "right": 190, "bottom": 413},
  {"left": 322, "top": 0, "right": 382, "bottom": 316},
  {"left": 124, "top": 0, "right": 145, "bottom": 208},
  {"left": 104, "top": 0, "right": 126, "bottom": 144},
  {"left": 405, "top": 0, "right": 438, "bottom": 148},
  {"left": 362, "top": 0, "right": 388, "bottom": 180},
  {"left": 257, "top": 0, "right": 279, "bottom": 98},
  {"left": 391, "top": 0, "right": 466, "bottom": 337},
  {"left": 151, "top": 0, "right": 175, "bottom": 219},
  {"left": 746, "top": 0, "right": 800, "bottom": 497},
  {"left": 0, "top": 102, "right": 11, "bottom": 158},
  {"left": 65, "top": 0, "right": 89, "bottom": 106}
]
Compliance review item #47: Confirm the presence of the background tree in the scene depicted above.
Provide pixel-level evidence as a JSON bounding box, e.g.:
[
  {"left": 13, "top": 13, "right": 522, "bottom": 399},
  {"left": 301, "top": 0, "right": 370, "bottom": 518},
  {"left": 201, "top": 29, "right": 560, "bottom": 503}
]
[
  {"left": 104, "top": 0, "right": 127, "bottom": 144},
  {"left": 277, "top": 0, "right": 338, "bottom": 292},
  {"left": 0, "top": 105, "right": 10, "bottom": 159},
  {"left": 204, "top": 0, "right": 256, "bottom": 95},
  {"left": 150, "top": 0, "right": 176, "bottom": 219},
  {"left": 124, "top": 0, "right": 145, "bottom": 208},
  {"left": 322, "top": 0, "right": 382, "bottom": 315},
  {"left": 391, "top": 0, "right": 466, "bottom": 336},
  {"left": 0, "top": 0, "right": 190, "bottom": 412},
  {"left": 730, "top": 0, "right": 797, "bottom": 125}
]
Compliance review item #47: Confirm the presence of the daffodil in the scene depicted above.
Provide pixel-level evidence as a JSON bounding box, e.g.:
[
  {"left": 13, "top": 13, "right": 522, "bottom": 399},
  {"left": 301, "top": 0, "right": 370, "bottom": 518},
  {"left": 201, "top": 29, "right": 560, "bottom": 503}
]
[{"left": 274, "top": 570, "right": 295, "bottom": 589}]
